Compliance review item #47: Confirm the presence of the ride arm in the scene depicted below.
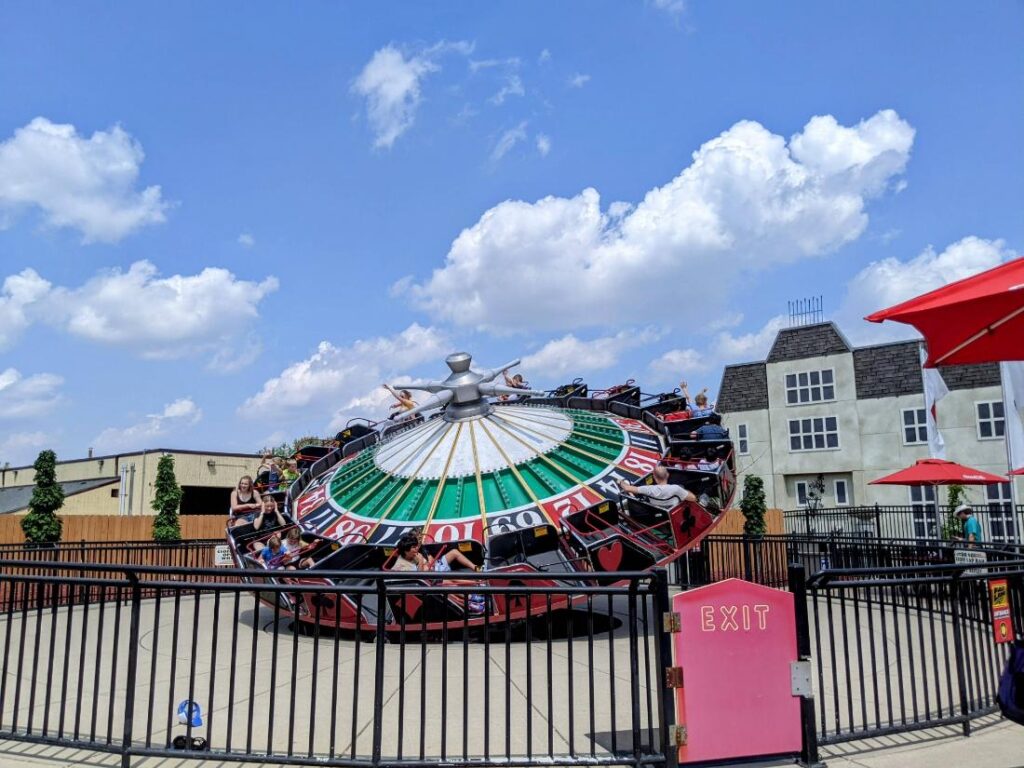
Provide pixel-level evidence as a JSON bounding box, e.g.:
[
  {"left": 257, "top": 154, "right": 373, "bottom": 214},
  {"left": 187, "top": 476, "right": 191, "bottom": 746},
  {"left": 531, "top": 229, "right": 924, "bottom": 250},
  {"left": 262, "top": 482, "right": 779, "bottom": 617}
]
[
  {"left": 395, "top": 380, "right": 446, "bottom": 394},
  {"left": 391, "top": 389, "right": 454, "bottom": 420},
  {"left": 478, "top": 382, "right": 547, "bottom": 398}
]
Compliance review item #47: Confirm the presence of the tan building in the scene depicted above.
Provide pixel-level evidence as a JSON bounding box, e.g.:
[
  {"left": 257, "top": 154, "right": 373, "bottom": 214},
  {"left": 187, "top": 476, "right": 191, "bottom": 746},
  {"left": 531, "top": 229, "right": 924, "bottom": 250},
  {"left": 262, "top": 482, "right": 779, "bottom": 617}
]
[{"left": 0, "top": 448, "right": 263, "bottom": 517}]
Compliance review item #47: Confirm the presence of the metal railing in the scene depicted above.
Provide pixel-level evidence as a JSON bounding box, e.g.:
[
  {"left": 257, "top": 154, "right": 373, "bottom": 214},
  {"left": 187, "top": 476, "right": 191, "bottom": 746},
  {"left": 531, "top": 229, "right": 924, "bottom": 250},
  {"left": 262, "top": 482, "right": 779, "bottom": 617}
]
[
  {"left": 0, "top": 561, "right": 673, "bottom": 768},
  {"left": 800, "top": 560, "right": 1024, "bottom": 744},
  {"left": 784, "top": 504, "right": 1024, "bottom": 544}
]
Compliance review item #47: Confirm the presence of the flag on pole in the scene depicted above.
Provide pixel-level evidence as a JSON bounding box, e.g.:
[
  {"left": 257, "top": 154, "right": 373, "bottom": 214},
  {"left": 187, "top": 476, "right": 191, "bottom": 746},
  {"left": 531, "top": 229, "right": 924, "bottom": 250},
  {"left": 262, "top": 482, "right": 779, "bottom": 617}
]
[
  {"left": 921, "top": 345, "right": 949, "bottom": 459},
  {"left": 1001, "top": 361, "right": 1024, "bottom": 472}
]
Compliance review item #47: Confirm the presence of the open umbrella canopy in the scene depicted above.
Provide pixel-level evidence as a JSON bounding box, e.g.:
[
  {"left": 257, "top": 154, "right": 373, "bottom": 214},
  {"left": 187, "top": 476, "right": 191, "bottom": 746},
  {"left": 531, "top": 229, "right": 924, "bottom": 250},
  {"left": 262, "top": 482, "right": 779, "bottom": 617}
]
[
  {"left": 870, "top": 458, "right": 1007, "bottom": 486},
  {"left": 1009, "top": 466, "right": 1024, "bottom": 477},
  {"left": 865, "top": 256, "right": 1024, "bottom": 367}
]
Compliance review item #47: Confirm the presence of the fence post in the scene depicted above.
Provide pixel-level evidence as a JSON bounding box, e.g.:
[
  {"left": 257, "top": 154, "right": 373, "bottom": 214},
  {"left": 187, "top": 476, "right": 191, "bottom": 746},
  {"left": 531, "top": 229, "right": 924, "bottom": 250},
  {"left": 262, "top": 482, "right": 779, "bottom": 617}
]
[
  {"left": 788, "top": 564, "right": 822, "bottom": 768},
  {"left": 652, "top": 569, "right": 678, "bottom": 768},
  {"left": 120, "top": 570, "right": 142, "bottom": 768},
  {"left": 743, "top": 536, "right": 753, "bottom": 582},
  {"left": 874, "top": 504, "right": 882, "bottom": 539},
  {"left": 370, "top": 578, "right": 388, "bottom": 766},
  {"left": 949, "top": 575, "right": 972, "bottom": 738}
]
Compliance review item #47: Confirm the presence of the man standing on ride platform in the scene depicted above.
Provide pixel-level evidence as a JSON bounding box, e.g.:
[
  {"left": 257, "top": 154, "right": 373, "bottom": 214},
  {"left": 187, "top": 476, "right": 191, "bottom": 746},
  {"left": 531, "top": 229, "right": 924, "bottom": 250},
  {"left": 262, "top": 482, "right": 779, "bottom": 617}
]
[
  {"left": 955, "top": 503, "right": 983, "bottom": 547},
  {"left": 618, "top": 466, "right": 696, "bottom": 510}
]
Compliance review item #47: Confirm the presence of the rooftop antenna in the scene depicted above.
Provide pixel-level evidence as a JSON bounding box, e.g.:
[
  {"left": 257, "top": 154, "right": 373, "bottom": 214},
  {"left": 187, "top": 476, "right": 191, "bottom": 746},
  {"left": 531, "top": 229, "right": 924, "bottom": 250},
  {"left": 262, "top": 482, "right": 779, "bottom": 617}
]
[{"left": 787, "top": 296, "right": 824, "bottom": 327}]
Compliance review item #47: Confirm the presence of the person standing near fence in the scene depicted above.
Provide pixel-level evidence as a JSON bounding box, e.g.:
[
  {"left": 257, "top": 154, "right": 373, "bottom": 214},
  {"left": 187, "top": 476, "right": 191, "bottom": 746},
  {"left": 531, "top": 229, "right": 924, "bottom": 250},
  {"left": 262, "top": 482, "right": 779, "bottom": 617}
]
[{"left": 955, "top": 503, "right": 982, "bottom": 546}]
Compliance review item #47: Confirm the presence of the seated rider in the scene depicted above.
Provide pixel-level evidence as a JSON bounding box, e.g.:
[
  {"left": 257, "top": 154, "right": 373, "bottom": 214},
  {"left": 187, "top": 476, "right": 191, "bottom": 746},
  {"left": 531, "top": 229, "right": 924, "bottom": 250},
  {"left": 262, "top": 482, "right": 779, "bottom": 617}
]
[
  {"left": 260, "top": 534, "right": 289, "bottom": 568},
  {"left": 690, "top": 413, "right": 729, "bottom": 440},
  {"left": 282, "top": 527, "right": 315, "bottom": 569},
  {"left": 680, "top": 381, "right": 715, "bottom": 418},
  {"left": 618, "top": 466, "right": 696, "bottom": 511},
  {"left": 230, "top": 475, "right": 263, "bottom": 527},
  {"left": 254, "top": 496, "right": 286, "bottom": 531},
  {"left": 500, "top": 371, "right": 530, "bottom": 401},
  {"left": 383, "top": 383, "right": 417, "bottom": 418},
  {"left": 390, "top": 533, "right": 481, "bottom": 572},
  {"left": 280, "top": 458, "right": 300, "bottom": 486}
]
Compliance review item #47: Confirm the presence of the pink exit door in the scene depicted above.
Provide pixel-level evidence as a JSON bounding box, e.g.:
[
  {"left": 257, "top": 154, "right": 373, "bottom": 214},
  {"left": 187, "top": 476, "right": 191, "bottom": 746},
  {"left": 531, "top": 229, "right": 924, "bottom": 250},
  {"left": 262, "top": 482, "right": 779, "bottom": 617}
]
[{"left": 672, "top": 579, "right": 802, "bottom": 763}]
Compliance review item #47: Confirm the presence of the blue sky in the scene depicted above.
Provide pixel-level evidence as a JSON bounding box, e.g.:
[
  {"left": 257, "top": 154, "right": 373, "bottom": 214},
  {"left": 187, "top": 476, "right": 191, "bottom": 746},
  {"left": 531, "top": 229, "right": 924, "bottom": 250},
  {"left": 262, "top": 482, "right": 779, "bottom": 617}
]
[{"left": 0, "top": 1, "right": 1021, "bottom": 464}]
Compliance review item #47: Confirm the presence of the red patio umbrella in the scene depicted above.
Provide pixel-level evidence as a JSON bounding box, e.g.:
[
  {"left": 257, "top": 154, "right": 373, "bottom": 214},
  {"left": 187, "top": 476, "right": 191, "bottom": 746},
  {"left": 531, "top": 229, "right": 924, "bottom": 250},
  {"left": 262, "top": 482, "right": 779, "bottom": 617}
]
[
  {"left": 865, "top": 255, "right": 1024, "bottom": 367},
  {"left": 1009, "top": 467, "right": 1024, "bottom": 477},
  {"left": 870, "top": 459, "right": 1006, "bottom": 539},
  {"left": 870, "top": 458, "right": 1008, "bottom": 487}
]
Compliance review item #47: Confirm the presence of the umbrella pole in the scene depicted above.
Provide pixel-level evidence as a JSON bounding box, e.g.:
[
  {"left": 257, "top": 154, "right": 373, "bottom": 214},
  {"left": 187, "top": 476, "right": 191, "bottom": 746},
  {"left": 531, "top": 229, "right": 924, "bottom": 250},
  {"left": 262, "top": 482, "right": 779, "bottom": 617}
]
[
  {"left": 1000, "top": 366, "right": 1021, "bottom": 543},
  {"left": 934, "top": 485, "right": 943, "bottom": 541}
]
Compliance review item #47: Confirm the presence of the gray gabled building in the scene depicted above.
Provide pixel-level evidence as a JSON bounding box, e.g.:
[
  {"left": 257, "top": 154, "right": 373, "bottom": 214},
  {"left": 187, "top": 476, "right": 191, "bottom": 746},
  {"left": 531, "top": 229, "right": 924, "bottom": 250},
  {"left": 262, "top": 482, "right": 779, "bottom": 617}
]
[{"left": 717, "top": 321, "right": 1018, "bottom": 540}]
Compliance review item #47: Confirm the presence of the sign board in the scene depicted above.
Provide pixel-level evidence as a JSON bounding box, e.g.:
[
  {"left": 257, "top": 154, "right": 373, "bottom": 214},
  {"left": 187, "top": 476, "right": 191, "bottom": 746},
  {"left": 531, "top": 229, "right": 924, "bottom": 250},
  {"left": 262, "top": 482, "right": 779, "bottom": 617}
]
[
  {"left": 671, "top": 579, "right": 801, "bottom": 763},
  {"left": 989, "top": 578, "right": 1016, "bottom": 644},
  {"left": 954, "top": 548, "right": 987, "bottom": 576},
  {"left": 213, "top": 545, "right": 235, "bottom": 568}
]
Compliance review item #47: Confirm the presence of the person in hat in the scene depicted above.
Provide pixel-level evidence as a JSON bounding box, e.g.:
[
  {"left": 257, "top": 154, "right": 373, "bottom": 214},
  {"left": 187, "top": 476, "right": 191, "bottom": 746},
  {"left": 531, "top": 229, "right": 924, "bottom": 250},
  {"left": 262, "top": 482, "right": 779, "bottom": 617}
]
[{"left": 955, "top": 503, "right": 982, "bottom": 546}]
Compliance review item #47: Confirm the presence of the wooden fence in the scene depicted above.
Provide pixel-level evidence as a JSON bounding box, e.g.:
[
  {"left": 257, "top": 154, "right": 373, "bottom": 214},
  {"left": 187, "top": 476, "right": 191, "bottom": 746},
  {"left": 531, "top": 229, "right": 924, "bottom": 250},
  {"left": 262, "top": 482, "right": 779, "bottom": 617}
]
[{"left": 0, "top": 514, "right": 227, "bottom": 544}]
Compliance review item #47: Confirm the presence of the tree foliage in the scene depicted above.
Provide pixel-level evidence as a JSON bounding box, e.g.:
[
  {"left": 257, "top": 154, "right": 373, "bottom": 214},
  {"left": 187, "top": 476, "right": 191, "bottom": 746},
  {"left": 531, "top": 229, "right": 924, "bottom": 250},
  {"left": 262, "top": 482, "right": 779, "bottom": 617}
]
[
  {"left": 20, "top": 449, "right": 64, "bottom": 544},
  {"left": 260, "top": 435, "right": 323, "bottom": 458},
  {"left": 941, "top": 484, "right": 967, "bottom": 540},
  {"left": 151, "top": 454, "right": 183, "bottom": 542},
  {"left": 740, "top": 474, "right": 767, "bottom": 537}
]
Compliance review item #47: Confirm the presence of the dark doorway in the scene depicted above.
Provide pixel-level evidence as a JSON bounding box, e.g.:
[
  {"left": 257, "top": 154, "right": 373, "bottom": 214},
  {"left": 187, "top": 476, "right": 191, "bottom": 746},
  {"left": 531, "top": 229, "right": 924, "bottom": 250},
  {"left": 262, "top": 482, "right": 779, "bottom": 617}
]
[{"left": 180, "top": 485, "right": 232, "bottom": 515}]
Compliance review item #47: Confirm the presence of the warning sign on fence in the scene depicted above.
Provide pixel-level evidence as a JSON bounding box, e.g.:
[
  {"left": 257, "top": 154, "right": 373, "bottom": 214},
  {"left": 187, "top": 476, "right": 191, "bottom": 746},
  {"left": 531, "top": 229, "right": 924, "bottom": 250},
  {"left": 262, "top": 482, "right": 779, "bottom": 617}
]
[
  {"left": 213, "top": 545, "right": 234, "bottom": 568},
  {"left": 989, "top": 578, "right": 1016, "bottom": 644},
  {"left": 954, "top": 548, "right": 987, "bottom": 576}
]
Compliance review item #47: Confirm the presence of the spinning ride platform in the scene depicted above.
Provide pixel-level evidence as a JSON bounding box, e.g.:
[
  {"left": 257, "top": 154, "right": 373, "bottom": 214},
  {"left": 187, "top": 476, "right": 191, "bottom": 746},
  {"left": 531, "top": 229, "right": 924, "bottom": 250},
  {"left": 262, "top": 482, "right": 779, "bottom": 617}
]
[{"left": 227, "top": 352, "right": 736, "bottom": 632}]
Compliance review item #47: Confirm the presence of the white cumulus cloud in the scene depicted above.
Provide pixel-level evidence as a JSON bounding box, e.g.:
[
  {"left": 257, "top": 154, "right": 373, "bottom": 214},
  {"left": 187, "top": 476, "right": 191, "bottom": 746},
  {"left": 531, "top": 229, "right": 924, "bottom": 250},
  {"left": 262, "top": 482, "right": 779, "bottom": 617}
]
[
  {"left": 237, "top": 233, "right": 255, "bottom": 247},
  {"left": 0, "top": 261, "right": 277, "bottom": 365},
  {"left": 536, "top": 133, "right": 552, "bottom": 157},
  {"left": 522, "top": 329, "right": 661, "bottom": 380},
  {"left": 0, "top": 268, "right": 51, "bottom": 349},
  {"left": 353, "top": 41, "right": 472, "bottom": 149},
  {"left": 837, "top": 236, "right": 1013, "bottom": 344},
  {"left": 0, "top": 431, "right": 51, "bottom": 466},
  {"left": 567, "top": 73, "right": 591, "bottom": 88},
  {"left": 403, "top": 109, "right": 915, "bottom": 333},
  {"left": 92, "top": 397, "right": 202, "bottom": 454},
  {"left": 0, "top": 117, "right": 168, "bottom": 243},
  {"left": 242, "top": 324, "right": 450, "bottom": 430},
  {"left": 0, "top": 369, "right": 63, "bottom": 419}
]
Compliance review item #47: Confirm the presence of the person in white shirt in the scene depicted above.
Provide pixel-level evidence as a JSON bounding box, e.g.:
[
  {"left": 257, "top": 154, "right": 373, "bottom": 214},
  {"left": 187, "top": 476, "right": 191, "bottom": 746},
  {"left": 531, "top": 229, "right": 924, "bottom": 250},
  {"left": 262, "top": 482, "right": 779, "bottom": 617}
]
[{"left": 617, "top": 466, "right": 696, "bottom": 511}]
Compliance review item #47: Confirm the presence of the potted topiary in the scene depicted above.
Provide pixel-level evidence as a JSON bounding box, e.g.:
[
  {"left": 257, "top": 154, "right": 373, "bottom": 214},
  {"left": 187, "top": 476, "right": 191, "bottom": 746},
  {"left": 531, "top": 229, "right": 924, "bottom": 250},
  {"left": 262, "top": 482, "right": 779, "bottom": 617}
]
[
  {"left": 20, "top": 449, "right": 64, "bottom": 548},
  {"left": 740, "top": 475, "right": 767, "bottom": 538},
  {"left": 151, "top": 454, "right": 183, "bottom": 544}
]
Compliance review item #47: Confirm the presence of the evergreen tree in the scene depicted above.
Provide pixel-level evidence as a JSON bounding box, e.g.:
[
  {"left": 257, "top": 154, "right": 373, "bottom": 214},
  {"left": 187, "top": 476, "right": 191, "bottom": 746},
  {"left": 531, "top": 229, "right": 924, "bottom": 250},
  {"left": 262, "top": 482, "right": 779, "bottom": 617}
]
[
  {"left": 151, "top": 454, "right": 183, "bottom": 542},
  {"left": 20, "top": 449, "right": 64, "bottom": 544},
  {"left": 740, "top": 474, "right": 767, "bottom": 537}
]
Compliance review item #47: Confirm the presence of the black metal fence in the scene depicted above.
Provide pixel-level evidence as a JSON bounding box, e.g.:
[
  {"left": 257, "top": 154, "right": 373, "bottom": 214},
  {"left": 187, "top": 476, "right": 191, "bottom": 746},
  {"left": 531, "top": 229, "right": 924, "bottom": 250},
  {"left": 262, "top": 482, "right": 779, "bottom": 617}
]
[
  {"left": 801, "top": 560, "right": 1024, "bottom": 744},
  {"left": 784, "top": 504, "right": 1024, "bottom": 544},
  {"left": 0, "top": 561, "right": 673, "bottom": 768},
  {"left": 679, "top": 534, "right": 1024, "bottom": 590}
]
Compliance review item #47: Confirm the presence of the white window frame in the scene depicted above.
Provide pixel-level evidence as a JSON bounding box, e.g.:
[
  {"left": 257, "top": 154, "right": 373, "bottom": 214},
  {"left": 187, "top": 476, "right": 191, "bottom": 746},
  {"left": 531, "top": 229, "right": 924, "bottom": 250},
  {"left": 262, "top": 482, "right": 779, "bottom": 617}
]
[
  {"left": 975, "top": 400, "right": 1005, "bottom": 441},
  {"left": 737, "top": 423, "right": 749, "bottom": 455},
  {"left": 795, "top": 481, "right": 809, "bottom": 507},
  {"left": 787, "top": 415, "right": 841, "bottom": 452},
  {"left": 901, "top": 407, "right": 928, "bottom": 446},
  {"left": 784, "top": 368, "right": 836, "bottom": 407},
  {"left": 834, "top": 479, "right": 850, "bottom": 507},
  {"left": 986, "top": 482, "right": 1016, "bottom": 544},
  {"left": 909, "top": 486, "right": 937, "bottom": 541}
]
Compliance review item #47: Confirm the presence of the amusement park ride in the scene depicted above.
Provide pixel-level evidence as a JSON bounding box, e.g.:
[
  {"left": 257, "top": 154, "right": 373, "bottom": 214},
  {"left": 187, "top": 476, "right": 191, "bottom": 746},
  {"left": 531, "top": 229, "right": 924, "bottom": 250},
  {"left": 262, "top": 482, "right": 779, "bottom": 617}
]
[{"left": 226, "top": 352, "right": 737, "bottom": 631}]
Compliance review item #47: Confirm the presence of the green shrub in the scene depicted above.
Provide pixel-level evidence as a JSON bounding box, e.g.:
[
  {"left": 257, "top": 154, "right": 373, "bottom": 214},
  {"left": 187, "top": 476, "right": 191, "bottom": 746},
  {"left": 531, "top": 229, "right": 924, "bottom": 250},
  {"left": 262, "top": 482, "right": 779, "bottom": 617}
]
[
  {"left": 151, "top": 454, "right": 183, "bottom": 542},
  {"left": 740, "top": 475, "right": 767, "bottom": 537},
  {"left": 20, "top": 449, "right": 64, "bottom": 544}
]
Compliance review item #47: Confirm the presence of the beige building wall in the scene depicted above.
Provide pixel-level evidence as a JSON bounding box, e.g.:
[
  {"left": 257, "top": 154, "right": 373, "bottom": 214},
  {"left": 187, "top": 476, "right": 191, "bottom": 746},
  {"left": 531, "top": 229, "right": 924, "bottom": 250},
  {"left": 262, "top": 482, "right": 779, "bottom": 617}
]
[{"left": 1, "top": 449, "right": 263, "bottom": 516}]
